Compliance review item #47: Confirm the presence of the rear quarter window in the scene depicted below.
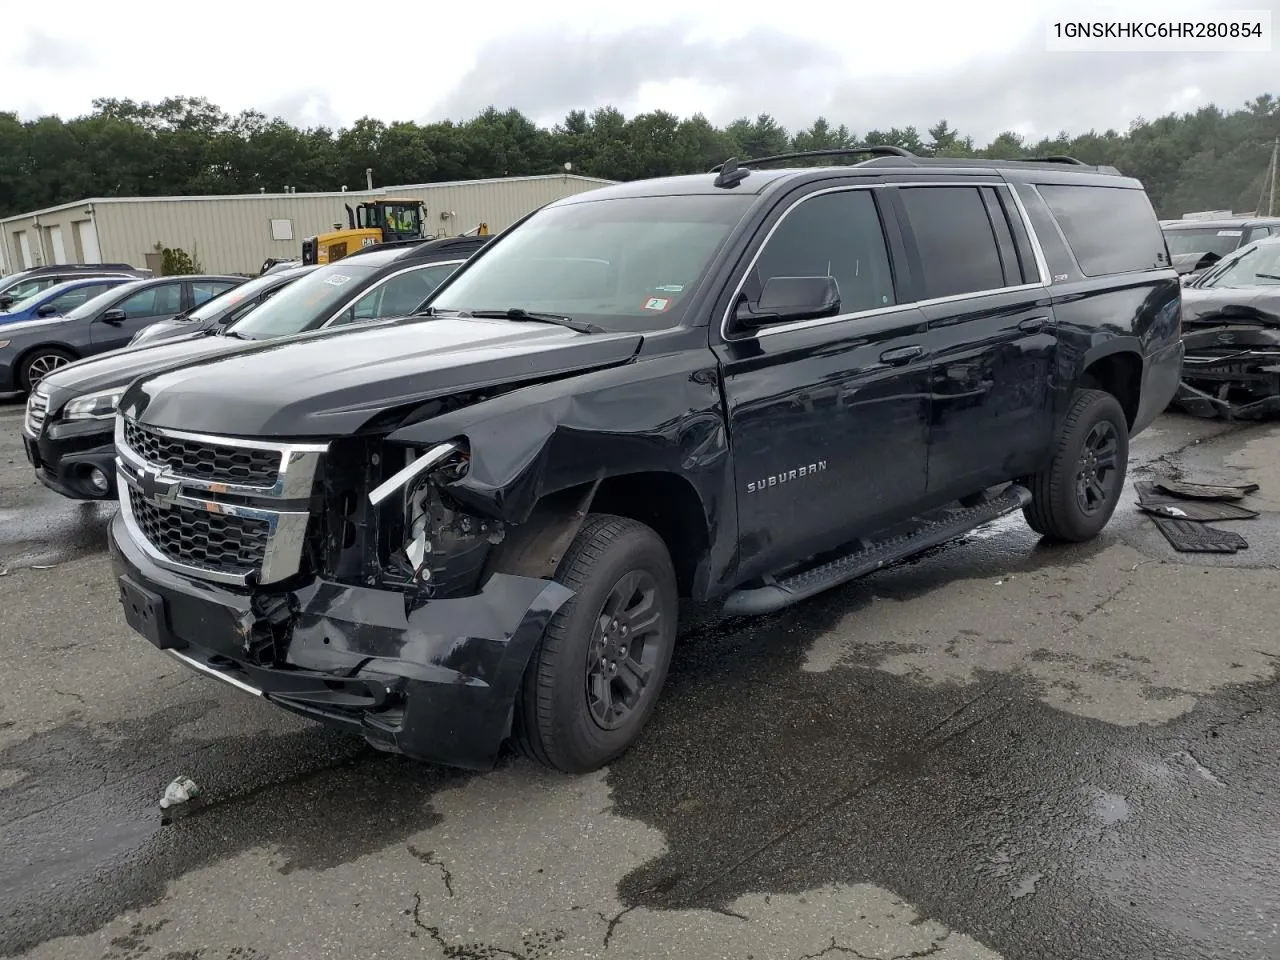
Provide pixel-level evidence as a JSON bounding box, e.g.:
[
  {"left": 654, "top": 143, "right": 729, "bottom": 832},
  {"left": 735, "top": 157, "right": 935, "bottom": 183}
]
[{"left": 1036, "top": 184, "right": 1168, "bottom": 277}]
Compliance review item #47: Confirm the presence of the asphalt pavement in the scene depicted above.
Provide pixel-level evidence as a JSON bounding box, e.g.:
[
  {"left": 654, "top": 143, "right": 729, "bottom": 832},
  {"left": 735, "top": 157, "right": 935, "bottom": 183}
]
[{"left": 2, "top": 398, "right": 1278, "bottom": 960}]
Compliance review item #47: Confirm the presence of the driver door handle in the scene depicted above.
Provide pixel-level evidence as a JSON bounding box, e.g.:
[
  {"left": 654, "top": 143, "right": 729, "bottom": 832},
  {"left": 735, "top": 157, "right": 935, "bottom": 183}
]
[
  {"left": 1019, "top": 315, "right": 1049, "bottom": 333},
  {"left": 880, "top": 344, "right": 924, "bottom": 366}
]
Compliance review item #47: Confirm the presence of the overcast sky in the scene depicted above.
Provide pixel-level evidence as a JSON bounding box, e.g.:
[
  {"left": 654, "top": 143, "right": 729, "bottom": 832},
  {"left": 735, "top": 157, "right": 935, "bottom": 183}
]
[{"left": 3, "top": 0, "right": 1275, "bottom": 144}]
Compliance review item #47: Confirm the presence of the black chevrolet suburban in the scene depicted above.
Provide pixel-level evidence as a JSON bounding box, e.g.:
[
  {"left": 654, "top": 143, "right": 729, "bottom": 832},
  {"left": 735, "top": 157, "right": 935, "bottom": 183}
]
[{"left": 107, "top": 147, "right": 1183, "bottom": 775}]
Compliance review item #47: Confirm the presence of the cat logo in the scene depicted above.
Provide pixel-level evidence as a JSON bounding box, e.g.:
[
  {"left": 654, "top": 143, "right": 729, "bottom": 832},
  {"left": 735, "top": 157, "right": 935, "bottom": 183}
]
[{"left": 746, "top": 460, "right": 828, "bottom": 494}]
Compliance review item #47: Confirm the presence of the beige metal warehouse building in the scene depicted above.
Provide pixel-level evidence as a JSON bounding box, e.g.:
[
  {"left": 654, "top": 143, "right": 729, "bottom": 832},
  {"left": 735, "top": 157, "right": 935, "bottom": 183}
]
[{"left": 0, "top": 173, "right": 614, "bottom": 277}]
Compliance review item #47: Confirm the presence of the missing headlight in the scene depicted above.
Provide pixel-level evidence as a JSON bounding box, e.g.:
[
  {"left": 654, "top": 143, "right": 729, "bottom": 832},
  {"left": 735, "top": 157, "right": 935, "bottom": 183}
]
[{"left": 399, "top": 486, "right": 502, "bottom": 599}]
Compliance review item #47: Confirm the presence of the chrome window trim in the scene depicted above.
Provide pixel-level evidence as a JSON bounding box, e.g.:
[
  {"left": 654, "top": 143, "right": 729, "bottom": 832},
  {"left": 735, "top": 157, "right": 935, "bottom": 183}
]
[
  {"left": 115, "top": 414, "right": 329, "bottom": 586},
  {"left": 319, "top": 259, "right": 467, "bottom": 328},
  {"left": 717, "top": 180, "right": 1053, "bottom": 342}
]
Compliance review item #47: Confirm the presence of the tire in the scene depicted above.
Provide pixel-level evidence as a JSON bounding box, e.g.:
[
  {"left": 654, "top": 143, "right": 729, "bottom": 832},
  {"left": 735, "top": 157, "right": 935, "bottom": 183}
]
[
  {"left": 513, "top": 514, "right": 678, "bottom": 773},
  {"left": 1022, "top": 388, "right": 1129, "bottom": 543},
  {"left": 19, "top": 347, "right": 76, "bottom": 393}
]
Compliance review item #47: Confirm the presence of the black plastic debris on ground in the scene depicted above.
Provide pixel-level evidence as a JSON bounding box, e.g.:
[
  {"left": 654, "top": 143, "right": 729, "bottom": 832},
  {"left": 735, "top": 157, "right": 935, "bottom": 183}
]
[
  {"left": 1134, "top": 482, "right": 1260, "bottom": 522},
  {"left": 1137, "top": 477, "right": 1259, "bottom": 553},
  {"left": 1152, "top": 517, "right": 1250, "bottom": 553},
  {"left": 1154, "top": 479, "right": 1259, "bottom": 501}
]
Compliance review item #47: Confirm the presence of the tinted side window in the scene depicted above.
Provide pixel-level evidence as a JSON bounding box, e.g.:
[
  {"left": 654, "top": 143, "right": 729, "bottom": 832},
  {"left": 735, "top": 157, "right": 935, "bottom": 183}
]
[
  {"left": 51, "top": 284, "right": 110, "bottom": 310},
  {"left": 8, "top": 278, "right": 56, "bottom": 300},
  {"left": 413, "top": 262, "right": 464, "bottom": 304},
  {"left": 204, "top": 280, "right": 239, "bottom": 302},
  {"left": 339, "top": 268, "right": 447, "bottom": 325},
  {"left": 1036, "top": 184, "right": 1167, "bottom": 277},
  {"left": 899, "top": 186, "right": 1006, "bottom": 299},
  {"left": 118, "top": 283, "right": 182, "bottom": 319},
  {"left": 747, "top": 189, "right": 896, "bottom": 315}
]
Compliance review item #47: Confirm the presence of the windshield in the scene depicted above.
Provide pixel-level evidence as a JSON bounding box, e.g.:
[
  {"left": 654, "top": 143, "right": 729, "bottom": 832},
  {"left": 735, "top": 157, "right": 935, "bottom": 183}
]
[
  {"left": 187, "top": 271, "right": 289, "bottom": 323},
  {"left": 228, "top": 261, "right": 380, "bottom": 339},
  {"left": 62, "top": 280, "right": 146, "bottom": 320},
  {"left": 1, "top": 277, "right": 52, "bottom": 302},
  {"left": 428, "top": 194, "right": 754, "bottom": 331},
  {"left": 2, "top": 288, "right": 52, "bottom": 314},
  {"left": 1198, "top": 241, "right": 1280, "bottom": 289},
  {"left": 1163, "top": 226, "right": 1244, "bottom": 258}
]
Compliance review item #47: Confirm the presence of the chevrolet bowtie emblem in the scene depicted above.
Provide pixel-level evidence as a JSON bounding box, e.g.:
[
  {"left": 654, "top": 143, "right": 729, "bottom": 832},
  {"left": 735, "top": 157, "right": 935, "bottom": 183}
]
[{"left": 135, "top": 465, "right": 177, "bottom": 501}]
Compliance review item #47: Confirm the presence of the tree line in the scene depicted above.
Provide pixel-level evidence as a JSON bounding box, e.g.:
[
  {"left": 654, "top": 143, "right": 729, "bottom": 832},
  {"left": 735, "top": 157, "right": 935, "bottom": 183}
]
[{"left": 1, "top": 93, "right": 1277, "bottom": 221}]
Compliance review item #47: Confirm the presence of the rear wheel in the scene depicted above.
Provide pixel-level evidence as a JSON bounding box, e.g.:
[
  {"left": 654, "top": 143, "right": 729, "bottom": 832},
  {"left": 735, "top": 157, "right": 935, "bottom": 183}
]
[
  {"left": 1023, "top": 388, "right": 1129, "bottom": 542},
  {"left": 19, "top": 347, "right": 76, "bottom": 393},
  {"left": 513, "top": 514, "right": 678, "bottom": 773}
]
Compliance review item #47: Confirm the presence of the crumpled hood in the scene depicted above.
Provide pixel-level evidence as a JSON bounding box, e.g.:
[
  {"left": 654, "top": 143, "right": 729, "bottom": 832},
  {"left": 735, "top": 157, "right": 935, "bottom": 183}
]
[
  {"left": 121, "top": 317, "right": 644, "bottom": 437},
  {"left": 1181, "top": 286, "right": 1280, "bottom": 327},
  {"left": 40, "top": 334, "right": 245, "bottom": 416}
]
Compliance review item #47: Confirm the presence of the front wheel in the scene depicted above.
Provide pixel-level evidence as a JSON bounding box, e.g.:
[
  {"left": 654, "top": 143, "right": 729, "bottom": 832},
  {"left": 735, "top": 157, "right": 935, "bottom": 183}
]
[
  {"left": 513, "top": 514, "right": 678, "bottom": 773},
  {"left": 19, "top": 347, "right": 76, "bottom": 393},
  {"left": 1023, "top": 388, "right": 1129, "bottom": 542}
]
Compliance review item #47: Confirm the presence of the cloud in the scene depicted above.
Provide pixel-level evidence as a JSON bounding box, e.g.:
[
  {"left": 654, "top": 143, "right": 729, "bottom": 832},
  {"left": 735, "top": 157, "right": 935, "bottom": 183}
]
[
  {"left": 432, "top": 22, "right": 846, "bottom": 126},
  {"left": 427, "top": 18, "right": 1277, "bottom": 144},
  {"left": 260, "top": 89, "right": 345, "bottom": 131},
  {"left": 15, "top": 29, "right": 95, "bottom": 71},
  {"left": 816, "top": 36, "right": 1278, "bottom": 142}
]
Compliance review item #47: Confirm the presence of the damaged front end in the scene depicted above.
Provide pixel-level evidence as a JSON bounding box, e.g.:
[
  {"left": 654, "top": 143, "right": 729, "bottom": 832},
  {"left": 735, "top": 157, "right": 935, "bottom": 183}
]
[
  {"left": 108, "top": 412, "right": 574, "bottom": 769},
  {"left": 1174, "top": 324, "right": 1280, "bottom": 420}
]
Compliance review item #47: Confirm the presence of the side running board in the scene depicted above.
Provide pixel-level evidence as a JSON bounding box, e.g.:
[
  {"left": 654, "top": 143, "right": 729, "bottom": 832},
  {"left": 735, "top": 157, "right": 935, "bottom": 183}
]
[{"left": 722, "top": 484, "right": 1032, "bottom": 617}]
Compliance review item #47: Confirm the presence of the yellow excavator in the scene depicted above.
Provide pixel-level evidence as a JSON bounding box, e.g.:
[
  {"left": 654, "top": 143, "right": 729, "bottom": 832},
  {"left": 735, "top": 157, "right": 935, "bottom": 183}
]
[{"left": 301, "top": 199, "right": 491, "bottom": 265}]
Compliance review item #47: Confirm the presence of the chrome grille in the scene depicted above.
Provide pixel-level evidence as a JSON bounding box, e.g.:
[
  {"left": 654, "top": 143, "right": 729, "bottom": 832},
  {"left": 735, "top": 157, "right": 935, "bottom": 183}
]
[
  {"left": 123, "top": 418, "right": 280, "bottom": 487},
  {"left": 24, "top": 391, "right": 48, "bottom": 437},
  {"left": 115, "top": 414, "right": 328, "bottom": 586},
  {"left": 128, "top": 487, "right": 269, "bottom": 576}
]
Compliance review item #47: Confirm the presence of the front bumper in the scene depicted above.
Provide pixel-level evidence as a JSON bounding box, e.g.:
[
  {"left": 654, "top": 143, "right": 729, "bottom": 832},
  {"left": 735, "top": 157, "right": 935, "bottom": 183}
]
[
  {"left": 1170, "top": 326, "right": 1280, "bottom": 420},
  {"left": 1173, "top": 379, "right": 1280, "bottom": 420},
  {"left": 24, "top": 419, "right": 117, "bottom": 500},
  {"left": 107, "top": 513, "right": 574, "bottom": 769}
]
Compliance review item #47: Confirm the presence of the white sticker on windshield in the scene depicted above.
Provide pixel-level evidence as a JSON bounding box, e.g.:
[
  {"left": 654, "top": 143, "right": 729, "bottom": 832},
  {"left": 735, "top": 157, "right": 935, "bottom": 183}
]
[
  {"left": 323, "top": 274, "right": 352, "bottom": 286},
  {"left": 1217, "top": 230, "right": 1243, "bottom": 236}
]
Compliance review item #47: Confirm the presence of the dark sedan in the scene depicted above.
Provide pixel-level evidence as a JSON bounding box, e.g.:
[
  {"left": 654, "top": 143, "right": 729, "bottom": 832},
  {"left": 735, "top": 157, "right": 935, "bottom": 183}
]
[
  {"left": 1172, "top": 235, "right": 1280, "bottom": 419},
  {"left": 0, "top": 274, "right": 243, "bottom": 393},
  {"left": 22, "top": 235, "right": 488, "bottom": 500}
]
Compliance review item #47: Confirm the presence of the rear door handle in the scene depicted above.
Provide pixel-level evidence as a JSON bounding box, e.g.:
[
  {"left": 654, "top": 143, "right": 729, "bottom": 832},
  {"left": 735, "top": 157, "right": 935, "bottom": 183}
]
[
  {"left": 879, "top": 344, "right": 924, "bottom": 365},
  {"left": 1019, "top": 315, "right": 1050, "bottom": 333}
]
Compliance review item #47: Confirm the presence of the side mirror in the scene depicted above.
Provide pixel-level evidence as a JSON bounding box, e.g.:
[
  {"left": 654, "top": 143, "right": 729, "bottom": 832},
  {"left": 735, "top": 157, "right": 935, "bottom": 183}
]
[
  {"left": 0, "top": 296, "right": 14, "bottom": 311},
  {"left": 734, "top": 275, "right": 841, "bottom": 330},
  {"left": 101, "top": 308, "right": 127, "bottom": 325},
  {"left": 36, "top": 303, "right": 59, "bottom": 317}
]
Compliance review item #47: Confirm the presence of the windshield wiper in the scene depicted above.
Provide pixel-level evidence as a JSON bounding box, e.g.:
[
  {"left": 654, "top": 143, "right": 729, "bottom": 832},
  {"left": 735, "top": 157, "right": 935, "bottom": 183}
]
[
  {"left": 1256, "top": 273, "right": 1280, "bottom": 281},
  {"left": 466, "top": 308, "right": 604, "bottom": 335}
]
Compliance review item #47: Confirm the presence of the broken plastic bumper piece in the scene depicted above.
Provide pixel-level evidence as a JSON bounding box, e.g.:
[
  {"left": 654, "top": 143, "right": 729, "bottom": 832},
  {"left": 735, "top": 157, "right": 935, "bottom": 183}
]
[{"left": 106, "top": 513, "right": 573, "bottom": 770}]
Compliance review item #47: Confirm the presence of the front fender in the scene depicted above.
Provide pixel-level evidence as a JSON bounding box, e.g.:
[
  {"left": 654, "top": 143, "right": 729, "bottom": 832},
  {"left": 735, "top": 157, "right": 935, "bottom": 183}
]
[{"left": 383, "top": 349, "right": 731, "bottom": 527}]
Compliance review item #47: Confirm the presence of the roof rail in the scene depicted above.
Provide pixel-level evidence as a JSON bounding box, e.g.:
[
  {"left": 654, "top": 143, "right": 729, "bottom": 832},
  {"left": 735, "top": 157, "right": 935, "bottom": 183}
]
[
  {"left": 710, "top": 145, "right": 916, "bottom": 176},
  {"left": 855, "top": 154, "right": 1124, "bottom": 176},
  {"left": 1026, "top": 155, "right": 1088, "bottom": 166}
]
